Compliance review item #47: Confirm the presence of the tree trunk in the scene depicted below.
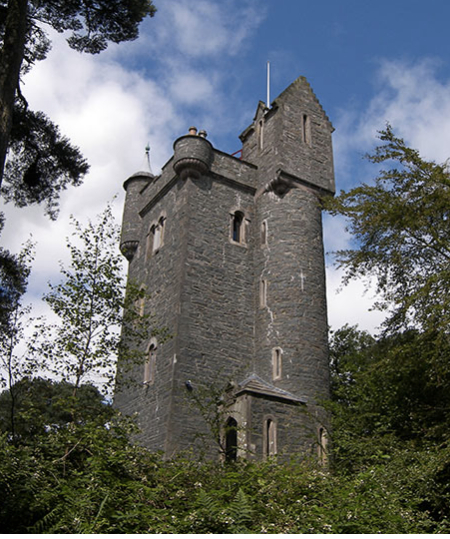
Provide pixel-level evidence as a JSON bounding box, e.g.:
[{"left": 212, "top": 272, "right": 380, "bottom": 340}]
[{"left": 0, "top": 0, "right": 29, "bottom": 187}]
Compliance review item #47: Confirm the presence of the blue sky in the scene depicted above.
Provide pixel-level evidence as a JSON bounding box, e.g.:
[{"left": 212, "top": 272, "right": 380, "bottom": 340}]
[{"left": 3, "top": 0, "right": 450, "bottom": 334}]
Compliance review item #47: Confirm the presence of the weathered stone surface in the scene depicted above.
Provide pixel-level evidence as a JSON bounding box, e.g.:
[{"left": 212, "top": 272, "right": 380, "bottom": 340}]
[{"left": 114, "top": 76, "right": 334, "bottom": 461}]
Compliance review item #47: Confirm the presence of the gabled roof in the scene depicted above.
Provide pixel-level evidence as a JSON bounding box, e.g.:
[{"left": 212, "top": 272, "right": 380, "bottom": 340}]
[
  {"left": 236, "top": 373, "right": 307, "bottom": 404},
  {"left": 272, "top": 76, "right": 333, "bottom": 130}
]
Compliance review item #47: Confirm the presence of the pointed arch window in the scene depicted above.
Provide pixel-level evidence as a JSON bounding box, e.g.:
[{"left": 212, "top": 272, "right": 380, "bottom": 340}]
[
  {"left": 261, "top": 220, "right": 268, "bottom": 246},
  {"left": 272, "top": 347, "right": 282, "bottom": 381},
  {"left": 318, "top": 427, "right": 328, "bottom": 465},
  {"left": 146, "top": 215, "right": 166, "bottom": 260},
  {"left": 153, "top": 216, "right": 165, "bottom": 252},
  {"left": 260, "top": 278, "right": 267, "bottom": 308},
  {"left": 302, "top": 114, "right": 311, "bottom": 146},
  {"left": 258, "top": 118, "right": 264, "bottom": 150},
  {"left": 230, "top": 210, "right": 248, "bottom": 245},
  {"left": 144, "top": 339, "right": 158, "bottom": 385},
  {"left": 224, "top": 416, "right": 238, "bottom": 462},
  {"left": 264, "top": 418, "right": 277, "bottom": 457}
]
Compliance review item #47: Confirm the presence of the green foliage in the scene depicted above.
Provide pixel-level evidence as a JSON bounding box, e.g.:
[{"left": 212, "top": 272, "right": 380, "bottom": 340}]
[
  {"left": 0, "top": 0, "right": 156, "bottom": 208},
  {"left": 0, "top": 217, "right": 33, "bottom": 333},
  {"left": 2, "top": 104, "right": 89, "bottom": 219},
  {"left": 0, "top": 433, "right": 444, "bottom": 534},
  {"left": 324, "top": 125, "right": 450, "bottom": 336},
  {"left": 0, "top": 378, "right": 113, "bottom": 440},
  {"left": 30, "top": 204, "right": 151, "bottom": 395}
]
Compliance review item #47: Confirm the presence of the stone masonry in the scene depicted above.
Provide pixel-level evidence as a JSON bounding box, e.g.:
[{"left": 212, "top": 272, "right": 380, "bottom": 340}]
[{"left": 114, "top": 76, "right": 335, "bottom": 461}]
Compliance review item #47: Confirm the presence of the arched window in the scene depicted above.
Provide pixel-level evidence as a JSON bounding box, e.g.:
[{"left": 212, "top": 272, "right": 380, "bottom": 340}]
[
  {"left": 231, "top": 210, "right": 248, "bottom": 245},
  {"left": 264, "top": 418, "right": 277, "bottom": 457},
  {"left": 261, "top": 220, "right": 267, "bottom": 246},
  {"left": 144, "top": 339, "right": 157, "bottom": 385},
  {"left": 145, "top": 227, "right": 154, "bottom": 261},
  {"left": 134, "top": 285, "right": 146, "bottom": 323},
  {"left": 318, "top": 427, "right": 328, "bottom": 465},
  {"left": 260, "top": 278, "right": 267, "bottom": 308},
  {"left": 258, "top": 118, "right": 264, "bottom": 150},
  {"left": 225, "top": 417, "right": 238, "bottom": 462},
  {"left": 302, "top": 114, "right": 311, "bottom": 146},
  {"left": 153, "top": 216, "right": 165, "bottom": 252},
  {"left": 272, "top": 347, "right": 282, "bottom": 381},
  {"left": 146, "top": 215, "right": 166, "bottom": 259}
]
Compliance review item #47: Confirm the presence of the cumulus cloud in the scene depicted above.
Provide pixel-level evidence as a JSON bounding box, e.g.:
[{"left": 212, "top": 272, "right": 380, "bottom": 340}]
[
  {"left": 334, "top": 58, "right": 450, "bottom": 180},
  {"left": 0, "top": 0, "right": 267, "bottom": 324},
  {"left": 150, "top": 0, "right": 266, "bottom": 59},
  {"left": 327, "top": 58, "right": 450, "bottom": 333}
]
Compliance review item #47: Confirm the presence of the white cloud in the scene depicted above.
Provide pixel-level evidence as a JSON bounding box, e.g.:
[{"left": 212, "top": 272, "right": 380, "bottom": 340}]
[
  {"left": 327, "top": 58, "right": 450, "bottom": 333},
  {"left": 151, "top": 0, "right": 265, "bottom": 59},
  {"left": 0, "top": 0, "right": 268, "bottom": 325},
  {"left": 335, "top": 58, "right": 450, "bottom": 176}
]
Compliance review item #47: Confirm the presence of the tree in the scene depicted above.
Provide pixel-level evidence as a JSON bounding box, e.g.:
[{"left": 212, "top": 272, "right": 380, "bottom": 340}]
[
  {"left": 0, "top": 0, "right": 156, "bottom": 216},
  {"left": 31, "top": 204, "right": 150, "bottom": 397},
  {"left": 0, "top": 377, "right": 112, "bottom": 440},
  {"left": 0, "top": 234, "right": 34, "bottom": 440},
  {"left": 325, "top": 125, "right": 450, "bottom": 337},
  {"left": 0, "top": 214, "right": 30, "bottom": 328}
]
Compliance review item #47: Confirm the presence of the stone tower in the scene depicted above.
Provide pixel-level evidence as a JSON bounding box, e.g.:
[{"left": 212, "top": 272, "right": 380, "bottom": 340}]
[{"left": 114, "top": 76, "right": 335, "bottom": 461}]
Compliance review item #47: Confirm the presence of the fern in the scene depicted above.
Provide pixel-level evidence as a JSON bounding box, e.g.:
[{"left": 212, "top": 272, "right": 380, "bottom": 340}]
[
  {"left": 28, "top": 506, "right": 62, "bottom": 534},
  {"left": 194, "top": 488, "right": 253, "bottom": 533},
  {"left": 228, "top": 488, "right": 253, "bottom": 533},
  {"left": 196, "top": 489, "right": 222, "bottom": 518}
]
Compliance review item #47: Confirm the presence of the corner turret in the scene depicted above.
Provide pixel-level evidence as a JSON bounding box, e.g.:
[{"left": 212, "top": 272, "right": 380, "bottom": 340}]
[
  {"left": 173, "top": 127, "right": 213, "bottom": 180},
  {"left": 120, "top": 170, "right": 154, "bottom": 261}
]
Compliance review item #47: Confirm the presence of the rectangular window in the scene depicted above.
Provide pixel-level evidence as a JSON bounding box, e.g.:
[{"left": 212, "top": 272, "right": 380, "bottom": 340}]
[
  {"left": 272, "top": 347, "right": 282, "bottom": 381},
  {"left": 260, "top": 278, "right": 267, "bottom": 308},
  {"left": 261, "top": 220, "right": 267, "bottom": 246},
  {"left": 302, "top": 114, "right": 311, "bottom": 145},
  {"left": 265, "top": 419, "right": 277, "bottom": 457},
  {"left": 258, "top": 119, "right": 264, "bottom": 150}
]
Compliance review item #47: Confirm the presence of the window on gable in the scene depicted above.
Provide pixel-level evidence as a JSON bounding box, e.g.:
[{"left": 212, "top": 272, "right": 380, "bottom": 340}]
[
  {"left": 302, "top": 114, "right": 311, "bottom": 146},
  {"left": 272, "top": 347, "right": 282, "bottom": 381},
  {"left": 258, "top": 118, "right": 264, "bottom": 150}
]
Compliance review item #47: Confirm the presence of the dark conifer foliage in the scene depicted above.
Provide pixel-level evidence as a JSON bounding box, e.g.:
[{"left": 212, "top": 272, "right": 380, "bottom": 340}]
[{"left": 0, "top": 0, "right": 156, "bottom": 210}]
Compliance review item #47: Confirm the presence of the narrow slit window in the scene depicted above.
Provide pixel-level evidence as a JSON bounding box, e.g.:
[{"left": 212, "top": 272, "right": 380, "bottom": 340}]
[
  {"left": 145, "top": 227, "right": 154, "bottom": 261},
  {"left": 318, "top": 427, "right": 328, "bottom": 464},
  {"left": 265, "top": 418, "right": 277, "bottom": 457},
  {"left": 272, "top": 347, "right": 282, "bottom": 380},
  {"left": 302, "top": 114, "right": 311, "bottom": 145},
  {"left": 260, "top": 278, "right": 267, "bottom": 308},
  {"left": 261, "top": 220, "right": 267, "bottom": 246},
  {"left": 258, "top": 119, "right": 264, "bottom": 150},
  {"left": 144, "top": 341, "right": 157, "bottom": 385}
]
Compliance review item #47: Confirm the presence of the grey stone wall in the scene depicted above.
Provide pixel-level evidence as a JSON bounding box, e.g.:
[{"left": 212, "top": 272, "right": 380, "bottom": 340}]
[{"left": 115, "top": 75, "right": 334, "bottom": 461}]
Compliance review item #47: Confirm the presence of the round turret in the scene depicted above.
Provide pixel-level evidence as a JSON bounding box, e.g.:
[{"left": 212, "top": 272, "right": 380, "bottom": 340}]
[
  {"left": 173, "top": 127, "right": 213, "bottom": 180},
  {"left": 120, "top": 171, "right": 154, "bottom": 261}
]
